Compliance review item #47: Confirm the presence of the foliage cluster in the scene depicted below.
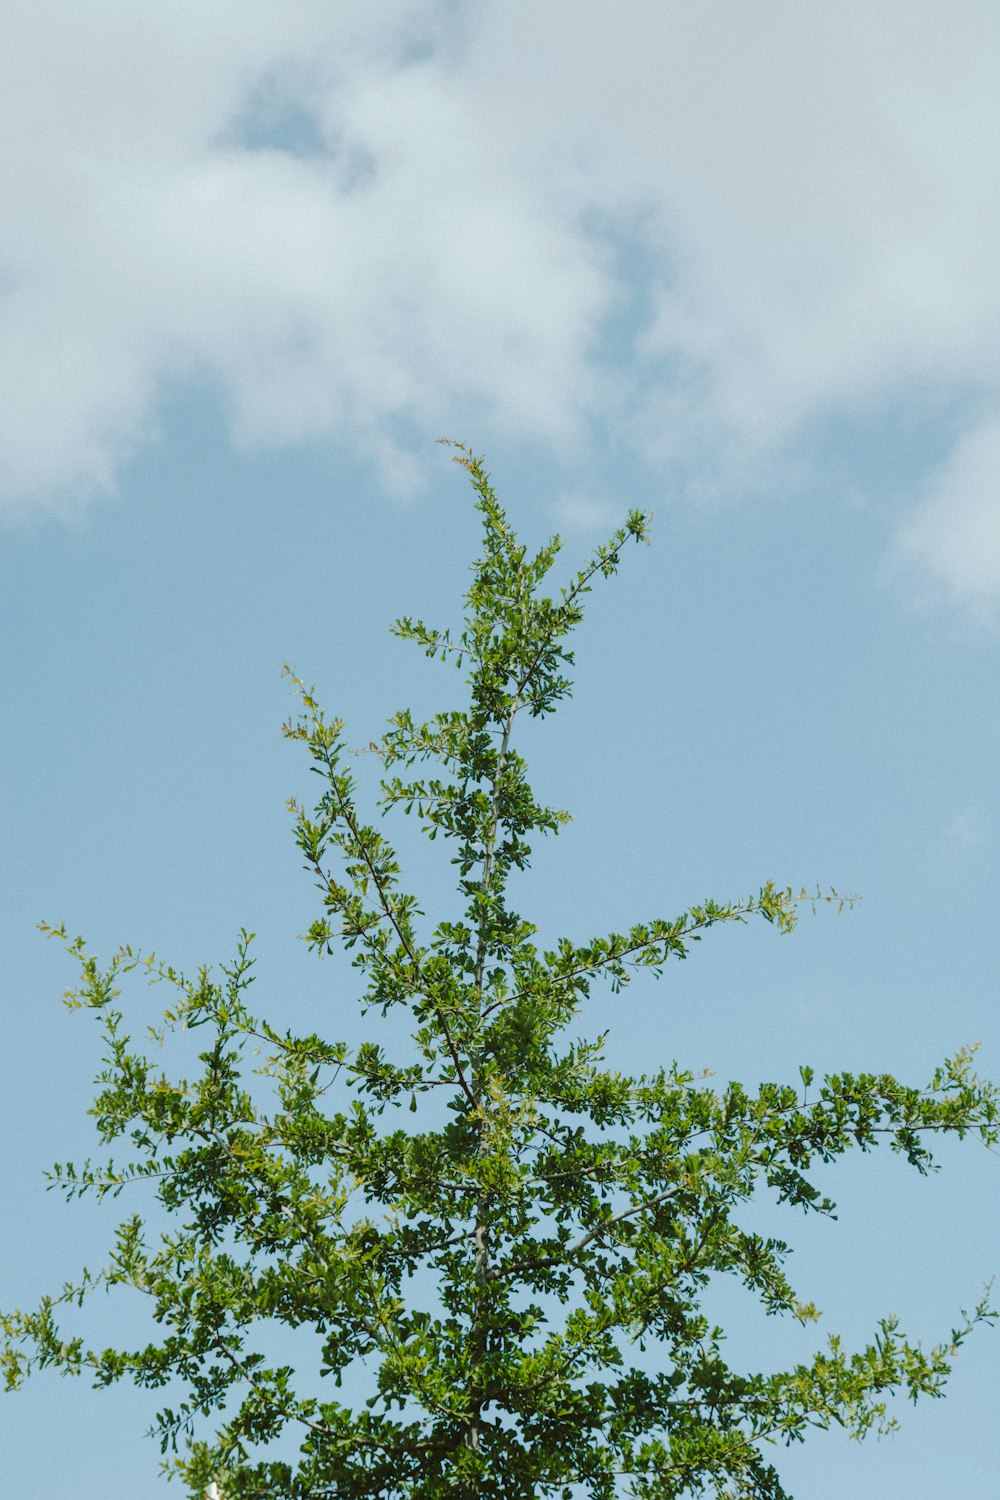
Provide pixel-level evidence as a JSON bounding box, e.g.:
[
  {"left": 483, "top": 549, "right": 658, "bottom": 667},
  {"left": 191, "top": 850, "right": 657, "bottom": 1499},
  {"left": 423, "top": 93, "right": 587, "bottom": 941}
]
[{"left": 3, "top": 445, "right": 996, "bottom": 1499}]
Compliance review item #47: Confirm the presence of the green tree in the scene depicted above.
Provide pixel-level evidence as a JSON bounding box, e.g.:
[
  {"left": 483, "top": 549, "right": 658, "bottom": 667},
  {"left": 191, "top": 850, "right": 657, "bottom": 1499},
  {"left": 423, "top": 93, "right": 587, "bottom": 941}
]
[{"left": 3, "top": 444, "right": 996, "bottom": 1500}]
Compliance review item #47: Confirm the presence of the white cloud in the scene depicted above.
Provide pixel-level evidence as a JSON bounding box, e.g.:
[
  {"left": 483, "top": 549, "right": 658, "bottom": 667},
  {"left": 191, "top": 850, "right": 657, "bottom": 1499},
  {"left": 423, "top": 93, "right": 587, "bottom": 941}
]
[
  {"left": 892, "top": 412, "right": 1000, "bottom": 619},
  {"left": 1, "top": 0, "right": 998, "bottom": 599}
]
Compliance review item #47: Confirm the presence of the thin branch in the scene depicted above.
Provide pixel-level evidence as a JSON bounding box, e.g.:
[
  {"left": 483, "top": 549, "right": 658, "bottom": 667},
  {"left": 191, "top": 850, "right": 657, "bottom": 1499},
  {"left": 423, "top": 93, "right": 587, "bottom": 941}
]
[
  {"left": 472, "top": 691, "right": 521, "bottom": 1003},
  {"left": 481, "top": 910, "right": 748, "bottom": 1019},
  {"left": 489, "top": 1183, "right": 685, "bottom": 1281},
  {"left": 303, "top": 811, "right": 477, "bottom": 1113},
  {"left": 353, "top": 1262, "right": 465, "bottom": 1424},
  {"left": 510, "top": 518, "right": 645, "bottom": 705},
  {"left": 377, "top": 1227, "right": 476, "bottom": 1260},
  {"left": 212, "top": 1335, "right": 333, "bottom": 1438}
]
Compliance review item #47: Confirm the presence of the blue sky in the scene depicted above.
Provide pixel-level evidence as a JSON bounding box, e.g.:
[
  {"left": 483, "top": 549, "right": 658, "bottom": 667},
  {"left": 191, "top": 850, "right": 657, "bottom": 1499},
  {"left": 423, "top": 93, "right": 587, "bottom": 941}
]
[{"left": 1, "top": 4, "right": 998, "bottom": 1496}]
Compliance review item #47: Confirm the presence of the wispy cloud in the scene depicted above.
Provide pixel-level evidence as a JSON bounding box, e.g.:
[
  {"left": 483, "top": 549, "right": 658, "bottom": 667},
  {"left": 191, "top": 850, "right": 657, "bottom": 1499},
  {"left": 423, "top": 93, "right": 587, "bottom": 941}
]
[
  {"left": 943, "top": 808, "right": 987, "bottom": 853},
  {"left": 552, "top": 493, "right": 624, "bottom": 535},
  {"left": 2, "top": 1, "right": 998, "bottom": 610}
]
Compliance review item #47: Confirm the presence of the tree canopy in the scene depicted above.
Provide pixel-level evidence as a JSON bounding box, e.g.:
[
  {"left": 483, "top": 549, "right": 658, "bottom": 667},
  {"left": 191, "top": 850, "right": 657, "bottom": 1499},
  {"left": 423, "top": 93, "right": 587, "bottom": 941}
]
[{"left": 3, "top": 444, "right": 997, "bottom": 1499}]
